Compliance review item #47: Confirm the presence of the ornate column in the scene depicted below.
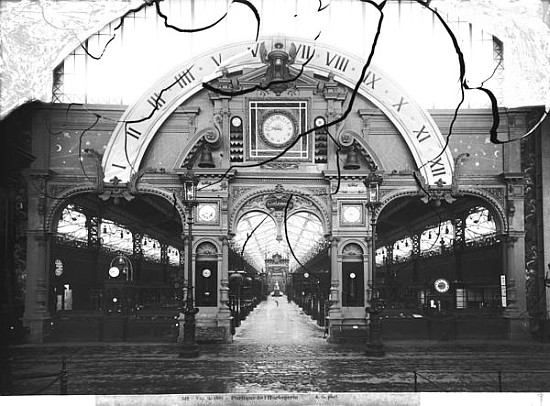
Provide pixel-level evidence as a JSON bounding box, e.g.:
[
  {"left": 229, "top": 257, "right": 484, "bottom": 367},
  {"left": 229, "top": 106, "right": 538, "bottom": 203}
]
[
  {"left": 23, "top": 231, "right": 52, "bottom": 343},
  {"left": 219, "top": 236, "right": 230, "bottom": 310},
  {"left": 503, "top": 174, "right": 528, "bottom": 338},
  {"left": 23, "top": 171, "right": 51, "bottom": 343},
  {"left": 329, "top": 236, "right": 340, "bottom": 313}
]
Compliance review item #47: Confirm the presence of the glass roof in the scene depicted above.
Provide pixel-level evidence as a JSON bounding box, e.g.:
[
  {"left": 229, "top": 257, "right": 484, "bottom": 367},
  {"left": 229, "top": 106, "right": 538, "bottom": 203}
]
[
  {"left": 57, "top": 204, "right": 180, "bottom": 265},
  {"left": 232, "top": 211, "right": 325, "bottom": 271},
  {"left": 376, "top": 206, "right": 497, "bottom": 264}
]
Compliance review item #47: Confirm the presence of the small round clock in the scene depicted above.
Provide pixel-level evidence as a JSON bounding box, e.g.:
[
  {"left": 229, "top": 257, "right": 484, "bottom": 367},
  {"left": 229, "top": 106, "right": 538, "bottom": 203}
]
[
  {"left": 314, "top": 116, "right": 326, "bottom": 127},
  {"left": 198, "top": 204, "right": 217, "bottom": 222},
  {"left": 261, "top": 113, "right": 295, "bottom": 147},
  {"left": 343, "top": 205, "right": 362, "bottom": 223},
  {"left": 109, "top": 266, "right": 120, "bottom": 278},
  {"left": 231, "top": 116, "right": 242, "bottom": 128},
  {"left": 434, "top": 278, "right": 450, "bottom": 293},
  {"left": 202, "top": 269, "right": 212, "bottom": 278}
]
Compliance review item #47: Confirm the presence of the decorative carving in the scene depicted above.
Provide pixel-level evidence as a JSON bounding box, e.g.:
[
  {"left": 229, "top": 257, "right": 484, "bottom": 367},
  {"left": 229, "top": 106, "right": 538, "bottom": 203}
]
[
  {"left": 259, "top": 36, "right": 298, "bottom": 94},
  {"left": 320, "top": 73, "right": 347, "bottom": 101},
  {"left": 196, "top": 241, "right": 218, "bottom": 255},
  {"left": 98, "top": 176, "right": 135, "bottom": 204},
  {"left": 260, "top": 162, "right": 299, "bottom": 170},
  {"left": 484, "top": 187, "right": 506, "bottom": 206},
  {"left": 521, "top": 137, "right": 540, "bottom": 320},
  {"left": 414, "top": 171, "right": 455, "bottom": 206},
  {"left": 342, "top": 243, "right": 363, "bottom": 256},
  {"left": 229, "top": 186, "right": 251, "bottom": 202}
]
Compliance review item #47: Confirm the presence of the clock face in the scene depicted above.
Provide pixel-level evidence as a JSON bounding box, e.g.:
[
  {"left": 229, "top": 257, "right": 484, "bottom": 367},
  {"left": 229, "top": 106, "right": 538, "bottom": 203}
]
[
  {"left": 434, "top": 278, "right": 450, "bottom": 293},
  {"left": 342, "top": 205, "right": 362, "bottom": 223},
  {"left": 109, "top": 267, "right": 120, "bottom": 278},
  {"left": 198, "top": 204, "right": 217, "bottom": 222},
  {"left": 231, "top": 116, "right": 242, "bottom": 127},
  {"left": 315, "top": 117, "right": 326, "bottom": 127},
  {"left": 261, "top": 113, "right": 295, "bottom": 147},
  {"left": 202, "top": 269, "right": 212, "bottom": 278}
]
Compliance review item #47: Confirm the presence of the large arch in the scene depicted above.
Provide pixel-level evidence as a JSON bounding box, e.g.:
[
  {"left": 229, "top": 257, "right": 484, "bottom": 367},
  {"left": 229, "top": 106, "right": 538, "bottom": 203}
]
[
  {"left": 102, "top": 38, "right": 454, "bottom": 186},
  {"left": 228, "top": 184, "right": 331, "bottom": 237}
]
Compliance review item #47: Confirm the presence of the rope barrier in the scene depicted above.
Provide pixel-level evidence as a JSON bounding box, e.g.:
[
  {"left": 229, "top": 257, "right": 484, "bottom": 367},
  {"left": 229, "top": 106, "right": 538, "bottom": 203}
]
[{"left": 12, "top": 356, "right": 67, "bottom": 395}]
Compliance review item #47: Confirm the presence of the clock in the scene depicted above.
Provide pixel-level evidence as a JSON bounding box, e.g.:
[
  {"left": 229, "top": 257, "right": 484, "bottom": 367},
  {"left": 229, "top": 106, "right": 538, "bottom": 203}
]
[
  {"left": 198, "top": 203, "right": 217, "bottom": 223},
  {"left": 342, "top": 205, "right": 362, "bottom": 224},
  {"left": 314, "top": 116, "right": 326, "bottom": 127},
  {"left": 434, "top": 278, "right": 450, "bottom": 293},
  {"left": 261, "top": 112, "right": 296, "bottom": 147},
  {"left": 109, "top": 266, "right": 120, "bottom": 278},
  {"left": 202, "top": 269, "right": 212, "bottom": 278},
  {"left": 231, "top": 116, "right": 242, "bottom": 128}
]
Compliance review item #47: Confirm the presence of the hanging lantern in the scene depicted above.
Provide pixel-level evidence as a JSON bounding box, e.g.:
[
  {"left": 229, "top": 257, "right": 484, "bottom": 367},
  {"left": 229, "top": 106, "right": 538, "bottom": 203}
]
[{"left": 181, "top": 171, "right": 199, "bottom": 202}]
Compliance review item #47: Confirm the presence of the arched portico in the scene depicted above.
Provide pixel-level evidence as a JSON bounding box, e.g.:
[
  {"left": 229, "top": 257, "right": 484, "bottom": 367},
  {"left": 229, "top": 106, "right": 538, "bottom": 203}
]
[
  {"left": 102, "top": 38, "right": 454, "bottom": 186},
  {"left": 17, "top": 27, "right": 531, "bottom": 344}
]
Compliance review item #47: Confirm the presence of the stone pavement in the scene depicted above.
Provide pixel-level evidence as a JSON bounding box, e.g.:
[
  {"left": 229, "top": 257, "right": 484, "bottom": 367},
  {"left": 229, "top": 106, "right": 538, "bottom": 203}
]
[{"left": 6, "top": 296, "right": 550, "bottom": 395}]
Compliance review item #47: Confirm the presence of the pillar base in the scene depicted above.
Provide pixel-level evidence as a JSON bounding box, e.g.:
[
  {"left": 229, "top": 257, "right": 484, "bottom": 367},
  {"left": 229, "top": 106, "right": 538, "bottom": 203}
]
[{"left": 365, "top": 342, "right": 386, "bottom": 357}]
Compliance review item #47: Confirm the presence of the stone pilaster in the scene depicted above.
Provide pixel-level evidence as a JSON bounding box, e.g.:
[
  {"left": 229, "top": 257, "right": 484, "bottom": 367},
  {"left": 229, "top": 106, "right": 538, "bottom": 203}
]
[{"left": 23, "top": 231, "right": 52, "bottom": 343}]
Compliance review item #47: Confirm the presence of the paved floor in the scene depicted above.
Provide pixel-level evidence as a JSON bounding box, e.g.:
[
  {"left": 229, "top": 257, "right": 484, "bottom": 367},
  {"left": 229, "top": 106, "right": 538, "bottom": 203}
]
[{"left": 7, "top": 296, "right": 550, "bottom": 394}]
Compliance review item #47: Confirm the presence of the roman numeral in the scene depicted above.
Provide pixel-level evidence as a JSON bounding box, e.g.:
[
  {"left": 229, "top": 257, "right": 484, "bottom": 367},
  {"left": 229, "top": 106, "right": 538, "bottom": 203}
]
[
  {"left": 392, "top": 96, "right": 408, "bottom": 112},
  {"left": 112, "top": 163, "right": 126, "bottom": 169},
  {"left": 174, "top": 68, "right": 195, "bottom": 88},
  {"left": 362, "top": 71, "right": 381, "bottom": 89},
  {"left": 430, "top": 157, "right": 446, "bottom": 176},
  {"left": 126, "top": 126, "right": 141, "bottom": 140},
  {"left": 326, "top": 52, "right": 349, "bottom": 72},
  {"left": 249, "top": 43, "right": 260, "bottom": 57},
  {"left": 210, "top": 54, "right": 223, "bottom": 66},
  {"left": 147, "top": 92, "right": 166, "bottom": 109},
  {"left": 296, "top": 44, "right": 314, "bottom": 59},
  {"left": 413, "top": 125, "right": 431, "bottom": 143}
]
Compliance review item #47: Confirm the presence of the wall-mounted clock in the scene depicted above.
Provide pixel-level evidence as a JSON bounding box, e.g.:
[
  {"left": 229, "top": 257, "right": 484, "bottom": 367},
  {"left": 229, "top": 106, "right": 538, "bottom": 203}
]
[
  {"left": 248, "top": 100, "right": 308, "bottom": 161},
  {"left": 197, "top": 203, "right": 218, "bottom": 223},
  {"left": 261, "top": 112, "right": 296, "bottom": 147},
  {"left": 202, "top": 269, "right": 212, "bottom": 278},
  {"left": 109, "top": 267, "right": 120, "bottom": 278},
  {"left": 434, "top": 278, "right": 450, "bottom": 293},
  {"left": 231, "top": 116, "right": 242, "bottom": 128},
  {"left": 342, "top": 204, "right": 363, "bottom": 224},
  {"left": 314, "top": 116, "right": 326, "bottom": 127}
]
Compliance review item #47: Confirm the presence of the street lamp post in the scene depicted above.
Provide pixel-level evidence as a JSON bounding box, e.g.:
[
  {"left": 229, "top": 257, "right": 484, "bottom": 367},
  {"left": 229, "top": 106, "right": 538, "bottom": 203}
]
[
  {"left": 364, "top": 172, "right": 386, "bottom": 357},
  {"left": 179, "top": 171, "right": 200, "bottom": 358}
]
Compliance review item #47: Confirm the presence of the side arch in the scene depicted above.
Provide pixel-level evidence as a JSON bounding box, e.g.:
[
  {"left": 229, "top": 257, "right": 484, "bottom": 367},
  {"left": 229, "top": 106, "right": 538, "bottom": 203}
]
[
  {"left": 377, "top": 187, "right": 508, "bottom": 234},
  {"left": 45, "top": 184, "right": 188, "bottom": 236}
]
